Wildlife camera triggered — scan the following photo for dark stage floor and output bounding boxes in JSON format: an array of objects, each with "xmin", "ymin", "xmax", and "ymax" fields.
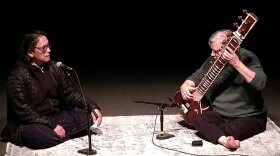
[{"xmin": 0, "ymin": 66, "xmax": 279, "ymax": 155}]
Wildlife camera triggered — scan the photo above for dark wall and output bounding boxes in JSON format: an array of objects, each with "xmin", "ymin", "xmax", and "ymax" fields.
[{"xmin": 1, "ymin": 1, "xmax": 279, "ymax": 79}]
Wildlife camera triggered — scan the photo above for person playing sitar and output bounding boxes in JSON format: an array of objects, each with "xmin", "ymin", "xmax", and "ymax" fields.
[{"xmin": 175, "ymin": 12, "xmax": 268, "ymax": 149}]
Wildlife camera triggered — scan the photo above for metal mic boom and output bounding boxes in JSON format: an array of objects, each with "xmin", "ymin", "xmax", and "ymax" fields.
[{"xmin": 133, "ymin": 100, "xmax": 175, "ymax": 107}]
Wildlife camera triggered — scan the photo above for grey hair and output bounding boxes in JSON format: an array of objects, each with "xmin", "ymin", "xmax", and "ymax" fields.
[{"xmin": 208, "ymin": 29, "xmax": 233, "ymax": 46}]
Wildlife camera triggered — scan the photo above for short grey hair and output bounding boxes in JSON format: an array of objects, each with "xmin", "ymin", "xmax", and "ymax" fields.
[{"xmin": 208, "ymin": 29, "xmax": 233, "ymax": 46}]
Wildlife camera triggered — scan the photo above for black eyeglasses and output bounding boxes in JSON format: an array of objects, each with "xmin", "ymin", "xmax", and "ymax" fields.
[{"xmin": 34, "ymin": 43, "xmax": 51, "ymax": 53}]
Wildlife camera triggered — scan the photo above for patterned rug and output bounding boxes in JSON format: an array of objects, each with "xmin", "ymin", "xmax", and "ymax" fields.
[{"xmin": 5, "ymin": 115, "xmax": 280, "ymax": 156}]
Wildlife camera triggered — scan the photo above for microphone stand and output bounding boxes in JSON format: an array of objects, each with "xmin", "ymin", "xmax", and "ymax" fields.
[
  {"xmin": 133, "ymin": 100, "xmax": 175, "ymax": 140},
  {"xmin": 77, "ymin": 105, "xmax": 97, "ymax": 155},
  {"xmin": 66, "ymin": 69, "xmax": 97, "ymax": 155}
]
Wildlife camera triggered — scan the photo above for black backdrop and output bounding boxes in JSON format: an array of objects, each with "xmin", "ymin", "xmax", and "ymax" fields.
[{"xmin": 1, "ymin": 1, "xmax": 279, "ymax": 79}]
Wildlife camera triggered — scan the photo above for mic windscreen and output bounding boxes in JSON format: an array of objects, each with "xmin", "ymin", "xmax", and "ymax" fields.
[
  {"xmin": 56, "ymin": 62, "xmax": 62, "ymax": 67},
  {"xmin": 56, "ymin": 61, "xmax": 73, "ymax": 71}
]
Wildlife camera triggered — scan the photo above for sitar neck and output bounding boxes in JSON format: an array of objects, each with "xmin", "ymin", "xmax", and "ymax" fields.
[{"xmin": 197, "ymin": 34, "xmax": 242, "ymax": 96}]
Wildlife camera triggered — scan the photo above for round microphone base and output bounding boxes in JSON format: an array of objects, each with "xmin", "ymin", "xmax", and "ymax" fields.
[
  {"xmin": 156, "ymin": 133, "xmax": 175, "ymax": 140},
  {"xmin": 77, "ymin": 148, "xmax": 97, "ymax": 155}
]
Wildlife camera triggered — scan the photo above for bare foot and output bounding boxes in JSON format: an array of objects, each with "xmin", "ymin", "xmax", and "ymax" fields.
[
  {"xmin": 224, "ymin": 136, "xmax": 240, "ymax": 149},
  {"xmin": 218, "ymin": 136, "xmax": 240, "ymax": 150}
]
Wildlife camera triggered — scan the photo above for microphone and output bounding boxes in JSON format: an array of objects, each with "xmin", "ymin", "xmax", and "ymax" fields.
[{"xmin": 56, "ymin": 62, "xmax": 73, "ymax": 71}]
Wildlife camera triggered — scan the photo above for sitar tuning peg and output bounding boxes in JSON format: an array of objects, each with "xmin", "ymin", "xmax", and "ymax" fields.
[
  {"xmin": 238, "ymin": 16, "xmax": 243, "ymax": 21},
  {"xmin": 233, "ymin": 22, "xmax": 239, "ymax": 28},
  {"xmin": 243, "ymin": 9, "xmax": 248, "ymax": 15}
]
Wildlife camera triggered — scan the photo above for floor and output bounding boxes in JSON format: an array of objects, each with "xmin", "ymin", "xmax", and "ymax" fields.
[{"xmin": 0, "ymin": 66, "xmax": 279, "ymax": 156}]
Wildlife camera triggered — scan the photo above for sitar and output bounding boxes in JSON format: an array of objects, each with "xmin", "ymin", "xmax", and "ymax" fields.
[{"xmin": 173, "ymin": 9, "xmax": 259, "ymax": 126}]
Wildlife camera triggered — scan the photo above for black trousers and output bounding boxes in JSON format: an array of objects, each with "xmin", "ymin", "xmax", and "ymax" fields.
[
  {"xmin": 19, "ymin": 108, "xmax": 93, "ymax": 149},
  {"xmin": 192, "ymin": 110, "xmax": 267, "ymax": 144}
]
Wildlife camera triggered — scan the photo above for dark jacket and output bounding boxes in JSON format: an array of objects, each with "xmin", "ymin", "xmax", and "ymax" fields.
[{"xmin": 1, "ymin": 59, "xmax": 100, "ymax": 145}]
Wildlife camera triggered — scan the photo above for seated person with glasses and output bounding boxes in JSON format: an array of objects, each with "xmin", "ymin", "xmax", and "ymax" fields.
[{"xmin": 1, "ymin": 30, "xmax": 102, "ymax": 149}]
